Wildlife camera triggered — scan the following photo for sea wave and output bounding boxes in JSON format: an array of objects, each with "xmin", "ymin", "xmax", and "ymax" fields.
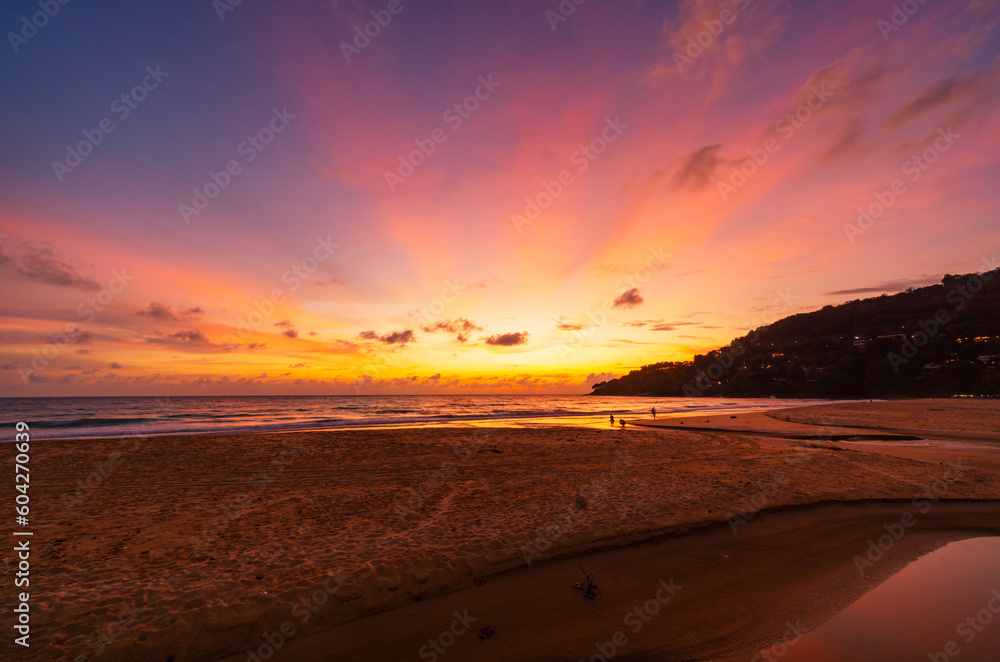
[{"xmin": 2, "ymin": 396, "xmax": 845, "ymax": 441}]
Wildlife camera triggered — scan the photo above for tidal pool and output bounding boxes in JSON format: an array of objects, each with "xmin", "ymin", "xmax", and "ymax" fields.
[{"xmin": 714, "ymin": 536, "xmax": 1000, "ymax": 662}]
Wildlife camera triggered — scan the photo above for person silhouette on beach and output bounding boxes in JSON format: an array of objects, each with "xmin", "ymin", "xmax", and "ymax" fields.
[
  {"xmin": 609, "ymin": 414, "xmax": 615, "ymax": 424},
  {"xmin": 652, "ymin": 407, "xmax": 656, "ymax": 420},
  {"xmin": 619, "ymin": 419, "xmax": 626, "ymax": 428}
]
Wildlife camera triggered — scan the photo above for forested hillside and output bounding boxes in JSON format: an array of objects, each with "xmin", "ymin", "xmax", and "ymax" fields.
[{"xmin": 590, "ymin": 269, "xmax": 1000, "ymax": 398}]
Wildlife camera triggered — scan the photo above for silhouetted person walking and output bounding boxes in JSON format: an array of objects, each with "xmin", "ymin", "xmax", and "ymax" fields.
[{"xmin": 652, "ymin": 407, "xmax": 656, "ymax": 420}]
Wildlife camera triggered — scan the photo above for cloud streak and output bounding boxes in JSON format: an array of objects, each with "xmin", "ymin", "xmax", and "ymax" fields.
[{"xmin": 2, "ymin": 243, "xmax": 100, "ymax": 291}]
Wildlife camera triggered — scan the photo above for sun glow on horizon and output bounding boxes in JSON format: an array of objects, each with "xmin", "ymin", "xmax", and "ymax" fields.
[{"xmin": 2, "ymin": 0, "xmax": 999, "ymax": 395}]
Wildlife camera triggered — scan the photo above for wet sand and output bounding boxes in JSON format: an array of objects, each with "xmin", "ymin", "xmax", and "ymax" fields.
[
  {"xmin": 253, "ymin": 501, "xmax": 1000, "ymax": 662},
  {"xmin": 7, "ymin": 399, "xmax": 1000, "ymax": 661}
]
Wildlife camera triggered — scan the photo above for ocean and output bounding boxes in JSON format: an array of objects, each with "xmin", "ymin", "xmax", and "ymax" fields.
[{"xmin": 0, "ymin": 395, "xmax": 840, "ymax": 440}]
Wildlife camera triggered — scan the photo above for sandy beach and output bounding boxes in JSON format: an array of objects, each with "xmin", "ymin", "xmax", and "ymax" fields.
[{"xmin": 7, "ymin": 399, "xmax": 1000, "ymax": 661}]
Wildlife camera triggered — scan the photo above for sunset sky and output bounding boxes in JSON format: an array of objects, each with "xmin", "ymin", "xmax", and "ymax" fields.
[{"xmin": 1, "ymin": 0, "xmax": 998, "ymax": 395}]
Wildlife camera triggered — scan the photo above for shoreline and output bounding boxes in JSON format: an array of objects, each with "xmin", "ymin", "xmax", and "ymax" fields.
[
  {"xmin": 245, "ymin": 499, "xmax": 1000, "ymax": 662},
  {"xmin": 5, "ymin": 396, "xmax": 854, "ymax": 442},
  {"xmin": 10, "ymin": 399, "xmax": 1000, "ymax": 661}
]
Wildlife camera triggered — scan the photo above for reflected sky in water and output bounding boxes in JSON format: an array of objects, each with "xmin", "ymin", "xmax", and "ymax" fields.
[{"xmin": 716, "ymin": 536, "xmax": 1000, "ymax": 662}]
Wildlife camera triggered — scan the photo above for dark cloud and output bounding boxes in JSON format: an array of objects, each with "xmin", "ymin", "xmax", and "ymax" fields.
[
  {"xmin": 382, "ymin": 329, "xmax": 415, "ymax": 345},
  {"xmin": 886, "ymin": 73, "xmax": 982, "ymax": 129},
  {"xmin": 171, "ymin": 330, "xmax": 208, "ymax": 342},
  {"xmin": 110, "ymin": 362, "xmax": 123, "ymax": 369},
  {"xmin": 671, "ymin": 144, "xmax": 724, "ymax": 190},
  {"xmin": 275, "ymin": 320, "xmax": 298, "ymax": 338},
  {"xmin": 822, "ymin": 119, "xmax": 867, "ymax": 160},
  {"xmin": 2, "ymin": 243, "xmax": 100, "ymax": 291},
  {"xmin": 47, "ymin": 328, "xmax": 93, "ymax": 345},
  {"xmin": 797, "ymin": 55, "xmax": 885, "ymax": 110},
  {"xmin": 556, "ymin": 322, "xmax": 587, "ymax": 331},
  {"xmin": 484, "ymin": 332, "xmax": 529, "ymax": 347},
  {"xmin": 622, "ymin": 319, "xmax": 696, "ymax": 331},
  {"xmin": 138, "ymin": 302, "xmax": 204, "ymax": 321},
  {"xmin": 612, "ymin": 288, "xmax": 644, "ymax": 309},
  {"xmin": 358, "ymin": 329, "xmax": 415, "ymax": 346},
  {"xmin": 422, "ymin": 318, "xmax": 483, "ymax": 334},
  {"xmin": 247, "ymin": 342, "xmax": 266, "ymax": 350},
  {"xmin": 824, "ymin": 274, "xmax": 939, "ymax": 296},
  {"xmin": 791, "ymin": 53, "xmax": 886, "ymax": 160},
  {"xmin": 290, "ymin": 362, "xmax": 306, "ymax": 368}
]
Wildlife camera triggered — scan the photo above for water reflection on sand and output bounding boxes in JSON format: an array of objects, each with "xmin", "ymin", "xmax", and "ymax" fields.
[{"xmin": 715, "ymin": 537, "xmax": 1000, "ymax": 662}]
